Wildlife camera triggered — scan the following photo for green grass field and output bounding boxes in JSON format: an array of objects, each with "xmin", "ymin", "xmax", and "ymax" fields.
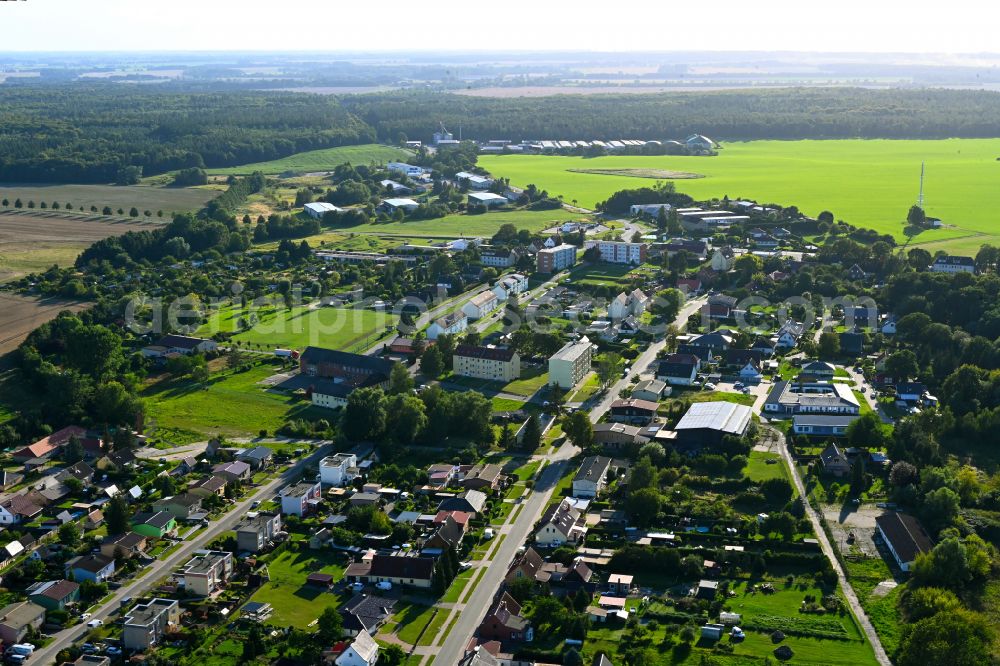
[
  {"xmin": 206, "ymin": 144, "xmax": 413, "ymax": 175},
  {"xmin": 336, "ymin": 208, "xmax": 589, "ymax": 238},
  {"xmin": 143, "ymin": 363, "xmax": 324, "ymax": 443},
  {"xmin": 247, "ymin": 549, "xmax": 346, "ymax": 626},
  {"xmin": 480, "ymin": 139, "xmax": 1000, "ymax": 248},
  {"xmin": 195, "ymin": 303, "xmax": 397, "ymax": 352},
  {"xmin": 744, "ymin": 450, "xmax": 790, "ymax": 483}
]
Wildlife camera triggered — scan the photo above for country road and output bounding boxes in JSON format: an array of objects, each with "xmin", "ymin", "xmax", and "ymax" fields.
[
  {"xmin": 771, "ymin": 427, "xmax": 892, "ymax": 666},
  {"xmin": 31, "ymin": 440, "xmax": 340, "ymax": 664}
]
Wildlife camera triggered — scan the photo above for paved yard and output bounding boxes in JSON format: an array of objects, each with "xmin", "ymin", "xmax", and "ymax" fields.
[{"xmin": 823, "ymin": 504, "xmax": 883, "ymax": 558}]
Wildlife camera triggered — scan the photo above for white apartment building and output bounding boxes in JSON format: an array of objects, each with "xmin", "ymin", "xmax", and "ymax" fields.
[{"xmin": 548, "ymin": 336, "xmax": 593, "ymax": 389}]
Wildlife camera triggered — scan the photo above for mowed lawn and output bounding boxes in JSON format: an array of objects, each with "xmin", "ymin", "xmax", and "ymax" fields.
[
  {"xmin": 744, "ymin": 450, "xmax": 791, "ymax": 483},
  {"xmin": 247, "ymin": 549, "xmax": 347, "ymax": 626},
  {"xmin": 338, "ymin": 208, "xmax": 590, "ymax": 237},
  {"xmin": 196, "ymin": 303, "xmax": 397, "ymax": 352},
  {"xmin": 480, "ymin": 138, "xmax": 1000, "ymax": 245},
  {"xmin": 206, "ymin": 144, "xmax": 412, "ymax": 175},
  {"xmin": 143, "ymin": 363, "xmax": 323, "ymax": 443}
]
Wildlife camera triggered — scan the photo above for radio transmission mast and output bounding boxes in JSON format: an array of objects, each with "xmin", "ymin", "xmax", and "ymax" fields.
[{"xmin": 916, "ymin": 161, "xmax": 925, "ymax": 209}]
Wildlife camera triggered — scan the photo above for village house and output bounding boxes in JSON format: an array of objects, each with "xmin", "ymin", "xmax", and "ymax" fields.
[
  {"xmin": 365, "ymin": 553, "xmax": 435, "ymax": 588},
  {"xmin": 631, "ymin": 379, "xmax": 666, "ymax": 402},
  {"xmin": 671, "ymin": 401, "xmax": 753, "ymax": 449},
  {"xmin": 122, "ymin": 598, "xmax": 181, "ymax": 652},
  {"xmin": 153, "ymin": 492, "xmax": 204, "ymax": 519},
  {"xmin": 592, "ymin": 422, "xmax": 649, "ymax": 451},
  {"xmin": 478, "ymin": 592, "xmax": 533, "ymax": 643},
  {"xmin": 0, "ymin": 495, "xmax": 42, "ymax": 525},
  {"xmin": 235, "ymin": 446, "xmax": 274, "ymax": 470},
  {"xmin": 775, "ymin": 320, "xmax": 805, "ymax": 349},
  {"xmin": 656, "ymin": 353, "xmax": 699, "ymax": 385},
  {"xmin": 0, "ymin": 601, "xmax": 46, "ymax": 645},
  {"xmin": 65, "ymin": 554, "xmax": 115, "ymax": 583},
  {"xmin": 930, "ymin": 255, "xmax": 976, "ymax": 274},
  {"xmin": 427, "ymin": 311, "xmax": 469, "ymax": 341},
  {"xmin": 340, "ymin": 594, "xmax": 397, "ymax": 638},
  {"xmin": 535, "ymin": 500, "xmax": 587, "ymax": 547},
  {"xmin": 335, "ymin": 630, "xmax": 380, "ymax": 666},
  {"xmin": 320, "ymin": 453, "xmax": 358, "ymax": 487},
  {"xmin": 819, "ymin": 443, "xmax": 852, "ymax": 477},
  {"xmin": 141, "ymin": 334, "xmax": 218, "ymax": 358},
  {"xmin": 461, "ymin": 463, "xmax": 505, "ymax": 492},
  {"xmin": 236, "ymin": 512, "xmax": 282, "ymax": 553},
  {"xmin": 26, "ymin": 579, "xmax": 80, "ymax": 611},
  {"xmin": 188, "ymin": 475, "xmax": 228, "ymax": 498},
  {"xmin": 609, "ymin": 398, "xmax": 658, "ymax": 425},
  {"xmin": 131, "ymin": 511, "xmax": 178, "ymax": 539},
  {"xmin": 280, "ymin": 480, "xmax": 323, "ymax": 517},
  {"xmin": 572, "ymin": 456, "xmax": 613, "ymax": 498},
  {"xmin": 212, "ymin": 460, "xmax": 252, "ymax": 482},
  {"xmin": 462, "ymin": 290, "xmax": 500, "ymax": 320},
  {"xmin": 182, "ymin": 550, "xmax": 233, "ymax": 596},
  {"xmin": 100, "ymin": 532, "xmax": 149, "ymax": 560},
  {"xmin": 11, "ymin": 425, "xmax": 88, "ymax": 463},
  {"xmin": 438, "ymin": 489, "xmax": 487, "ymax": 516},
  {"xmin": 875, "ymin": 512, "xmax": 933, "ymax": 572}
]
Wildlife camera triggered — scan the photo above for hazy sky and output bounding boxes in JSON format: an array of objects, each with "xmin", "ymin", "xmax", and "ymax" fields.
[{"xmin": 2, "ymin": 0, "xmax": 999, "ymax": 54}]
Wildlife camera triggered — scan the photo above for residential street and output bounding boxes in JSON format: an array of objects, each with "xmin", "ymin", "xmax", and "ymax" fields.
[
  {"xmin": 31, "ymin": 441, "xmax": 339, "ymax": 664},
  {"xmin": 771, "ymin": 427, "xmax": 891, "ymax": 666},
  {"xmin": 433, "ymin": 294, "xmax": 706, "ymax": 665}
]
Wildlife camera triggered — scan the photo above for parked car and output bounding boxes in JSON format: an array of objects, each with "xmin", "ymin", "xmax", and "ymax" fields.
[
  {"xmin": 87, "ymin": 619, "xmax": 103, "ymax": 628},
  {"xmin": 375, "ymin": 581, "xmax": 393, "ymax": 591}
]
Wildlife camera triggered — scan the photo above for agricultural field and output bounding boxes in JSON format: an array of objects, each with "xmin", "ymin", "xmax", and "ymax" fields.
[
  {"xmin": 337, "ymin": 208, "xmax": 590, "ymax": 238},
  {"xmin": 0, "ymin": 293, "xmax": 88, "ymax": 354},
  {"xmin": 0, "ymin": 182, "xmax": 215, "ymax": 215},
  {"xmin": 195, "ymin": 303, "xmax": 397, "ymax": 352},
  {"xmin": 0, "ymin": 211, "xmax": 162, "ymax": 281},
  {"xmin": 143, "ymin": 362, "xmax": 324, "ymax": 444},
  {"xmin": 480, "ymin": 138, "xmax": 1000, "ymax": 249},
  {"xmin": 205, "ymin": 144, "xmax": 412, "ymax": 176}
]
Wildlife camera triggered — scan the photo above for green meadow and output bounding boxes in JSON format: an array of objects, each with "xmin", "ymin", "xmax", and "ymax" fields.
[
  {"xmin": 480, "ymin": 139, "xmax": 1000, "ymax": 249},
  {"xmin": 195, "ymin": 303, "xmax": 397, "ymax": 352},
  {"xmin": 206, "ymin": 144, "xmax": 412, "ymax": 175},
  {"xmin": 339, "ymin": 208, "xmax": 590, "ymax": 237}
]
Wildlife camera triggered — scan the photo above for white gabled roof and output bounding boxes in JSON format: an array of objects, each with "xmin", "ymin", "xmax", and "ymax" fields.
[{"xmin": 350, "ymin": 630, "xmax": 379, "ymax": 662}]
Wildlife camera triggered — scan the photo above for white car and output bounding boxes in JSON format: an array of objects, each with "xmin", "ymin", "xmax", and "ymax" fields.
[
  {"xmin": 87, "ymin": 619, "xmax": 103, "ymax": 628},
  {"xmin": 80, "ymin": 613, "xmax": 92, "ymax": 621}
]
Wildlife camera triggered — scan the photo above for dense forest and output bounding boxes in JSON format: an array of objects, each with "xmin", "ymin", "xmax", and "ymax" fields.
[
  {"xmin": 344, "ymin": 88, "xmax": 1000, "ymax": 142},
  {"xmin": 0, "ymin": 86, "xmax": 373, "ymax": 183},
  {"xmin": 7, "ymin": 84, "xmax": 1000, "ymax": 183}
]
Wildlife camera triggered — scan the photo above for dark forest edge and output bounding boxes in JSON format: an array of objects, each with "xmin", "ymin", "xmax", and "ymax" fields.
[{"xmin": 6, "ymin": 85, "xmax": 1000, "ymax": 183}]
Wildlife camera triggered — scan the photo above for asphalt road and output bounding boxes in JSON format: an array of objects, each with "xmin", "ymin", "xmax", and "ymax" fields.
[
  {"xmin": 433, "ymin": 295, "xmax": 706, "ymax": 665},
  {"xmin": 431, "ymin": 445, "xmax": 577, "ymax": 666},
  {"xmin": 31, "ymin": 441, "xmax": 336, "ymax": 664},
  {"xmin": 770, "ymin": 427, "xmax": 891, "ymax": 666}
]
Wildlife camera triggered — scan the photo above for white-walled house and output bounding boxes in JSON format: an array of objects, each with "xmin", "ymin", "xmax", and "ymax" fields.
[
  {"xmin": 335, "ymin": 630, "xmax": 380, "ymax": 666},
  {"xmin": 320, "ymin": 453, "xmax": 358, "ymax": 486},
  {"xmin": 462, "ymin": 291, "xmax": 499, "ymax": 320},
  {"xmin": 427, "ymin": 312, "xmax": 468, "ymax": 340}
]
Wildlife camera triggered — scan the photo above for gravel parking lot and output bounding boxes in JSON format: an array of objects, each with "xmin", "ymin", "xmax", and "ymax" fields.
[{"xmin": 823, "ymin": 504, "xmax": 882, "ymax": 558}]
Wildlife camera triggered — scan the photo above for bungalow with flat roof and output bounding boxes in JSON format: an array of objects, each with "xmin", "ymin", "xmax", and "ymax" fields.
[
  {"xmin": 280, "ymin": 480, "xmax": 322, "ymax": 517},
  {"xmin": 182, "ymin": 550, "xmax": 233, "ymax": 596},
  {"xmin": 122, "ymin": 598, "xmax": 181, "ymax": 651},
  {"xmin": 236, "ymin": 512, "xmax": 282, "ymax": 554}
]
